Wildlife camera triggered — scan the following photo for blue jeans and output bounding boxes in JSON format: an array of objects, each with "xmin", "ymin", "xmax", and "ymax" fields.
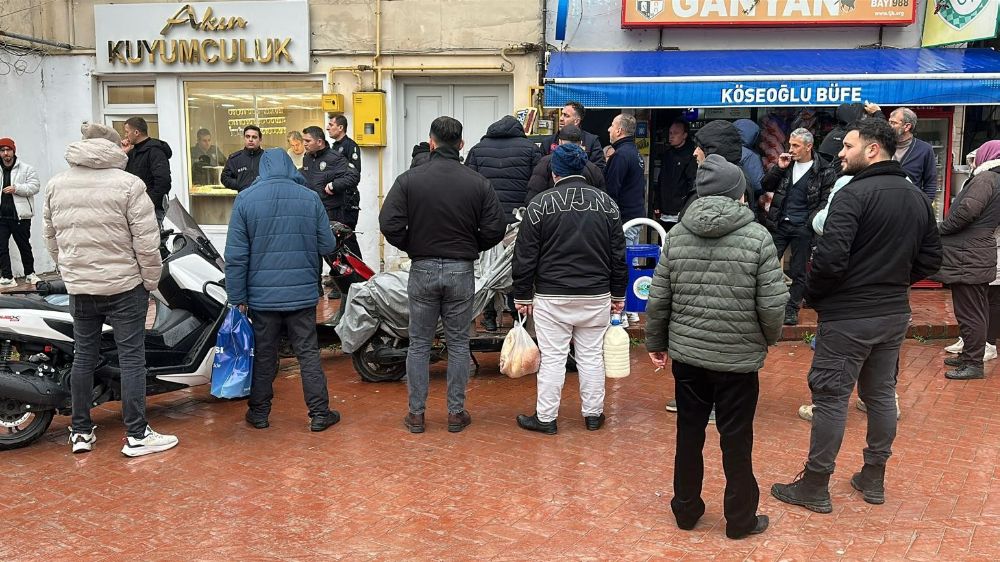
[
  {"xmin": 70, "ymin": 284, "xmax": 149, "ymax": 438},
  {"xmin": 406, "ymin": 258, "xmax": 475, "ymax": 415}
]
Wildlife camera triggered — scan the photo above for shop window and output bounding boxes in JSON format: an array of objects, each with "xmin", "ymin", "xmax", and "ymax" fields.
[
  {"xmin": 108, "ymin": 116, "xmax": 160, "ymax": 140},
  {"xmin": 106, "ymin": 84, "xmax": 156, "ymax": 105},
  {"xmin": 184, "ymin": 80, "xmax": 324, "ymax": 226}
]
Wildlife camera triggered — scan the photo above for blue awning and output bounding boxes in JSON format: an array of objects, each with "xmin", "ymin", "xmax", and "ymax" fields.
[{"xmin": 544, "ymin": 49, "xmax": 1000, "ymax": 108}]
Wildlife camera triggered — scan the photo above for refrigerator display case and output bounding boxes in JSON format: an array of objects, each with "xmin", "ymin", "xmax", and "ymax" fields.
[{"xmin": 908, "ymin": 107, "xmax": 954, "ymax": 289}]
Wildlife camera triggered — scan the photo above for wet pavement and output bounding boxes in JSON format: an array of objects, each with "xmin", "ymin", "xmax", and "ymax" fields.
[{"xmin": 4, "ymin": 316, "xmax": 999, "ymax": 560}]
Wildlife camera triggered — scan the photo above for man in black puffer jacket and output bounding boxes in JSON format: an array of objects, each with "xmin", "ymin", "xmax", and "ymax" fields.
[
  {"xmin": 122, "ymin": 116, "xmax": 172, "ymax": 222},
  {"xmin": 465, "ymin": 115, "xmax": 542, "ymax": 223},
  {"xmin": 466, "ymin": 115, "xmax": 541, "ymax": 331}
]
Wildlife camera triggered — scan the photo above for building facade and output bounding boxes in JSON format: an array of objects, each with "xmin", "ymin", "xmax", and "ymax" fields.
[{"xmin": 2, "ymin": 0, "xmax": 543, "ymax": 273}]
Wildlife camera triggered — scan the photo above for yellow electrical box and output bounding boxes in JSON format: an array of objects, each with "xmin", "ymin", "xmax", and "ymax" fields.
[
  {"xmin": 321, "ymin": 93, "xmax": 345, "ymax": 113},
  {"xmin": 353, "ymin": 92, "xmax": 387, "ymax": 147}
]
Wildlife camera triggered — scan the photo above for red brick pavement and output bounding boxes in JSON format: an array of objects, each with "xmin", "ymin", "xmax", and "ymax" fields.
[{"xmin": 4, "ymin": 332, "xmax": 1000, "ymax": 560}]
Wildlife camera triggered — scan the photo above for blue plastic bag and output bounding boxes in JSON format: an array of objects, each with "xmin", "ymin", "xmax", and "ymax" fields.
[{"xmin": 210, "ymin": 305, "xmax": 254, "ymax": 398}]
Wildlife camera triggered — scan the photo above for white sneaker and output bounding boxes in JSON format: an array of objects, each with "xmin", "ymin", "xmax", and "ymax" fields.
[
  {"xmin": 985, "ymin": 343, "xmax": 997, "ymax": 362},
  {"xmin": 945, "ymin": 337, "xmax": 964, "ymax": 354},
  {"xmin": 68, "ymin": 427, "xmax": 97, "ymax": 454},
  {"xmin": 121, "ymin": 426, "xmax": 178, "ymax": 457},
  {"xmin": 24, "ymin": 273, "xmax": 40, "ymax": 285},
  {"xmin": 798, "ymin": 404, "xmax": 814, "ymax": 422},
  {"xmin": 0, "ymin": 277, "xmax": 14, "ymax": 286},
  {"xmin": 627, "ymin": 312, "xmax": 640, "ymax": 325}
]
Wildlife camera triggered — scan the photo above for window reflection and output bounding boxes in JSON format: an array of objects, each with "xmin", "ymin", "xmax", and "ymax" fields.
[{"xmin": 184, "ymin": 80, "xmax": 325, "ymax": 225}]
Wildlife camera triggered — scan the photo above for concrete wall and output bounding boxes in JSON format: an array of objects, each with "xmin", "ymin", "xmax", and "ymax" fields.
[
  {"xmin": 0, "ymin": 54, "xmax": 95, "ymax": 275},
  {"xmin": 544, "ymin": 0, "xmax": 925, "ymax": 50}
]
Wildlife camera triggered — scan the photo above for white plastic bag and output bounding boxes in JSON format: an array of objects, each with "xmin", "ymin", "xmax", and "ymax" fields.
[{"xmin": 499, "ymin": 317, "xmax": 540, "ymax": 378}]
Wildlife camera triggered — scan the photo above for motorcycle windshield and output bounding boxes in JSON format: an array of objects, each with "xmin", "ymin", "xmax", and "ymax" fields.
[{"xmin": 163, "ymin": 197, "xmax": 226, "ymax": 270}]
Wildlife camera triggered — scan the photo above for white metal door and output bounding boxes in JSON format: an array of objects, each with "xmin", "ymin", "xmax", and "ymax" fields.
[{"xmin": 402, "ymin": 83, "xmax": 510, "ymax": 166}]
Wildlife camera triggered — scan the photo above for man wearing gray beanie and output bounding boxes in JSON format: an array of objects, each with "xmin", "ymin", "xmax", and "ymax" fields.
[{"xmin": 645, "ymin": 153, "xmax": 788, "ymax": 539}]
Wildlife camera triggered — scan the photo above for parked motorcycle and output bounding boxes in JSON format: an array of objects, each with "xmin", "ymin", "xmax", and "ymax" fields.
[
  {"xmin": 0, "ymin": 200, "xmax": 228, "ymax": 451},
  {"xmin": 336, "ymin": 226, "xmax": 518, "ymax": 382}
]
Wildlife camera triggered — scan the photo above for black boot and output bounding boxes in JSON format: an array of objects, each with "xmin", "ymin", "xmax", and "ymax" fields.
[
  {"xmin": 516, "ymin": 413, "xmax": 557, "ymax": 435},
  {"xmin": 771, "ymin": 467, "xmax": 832, "ymax": 513},
  {"xmin": 481, "ymin": 312, "xmax": 498, "ymax": 332},
  {"xmin": 850, "ymin": 463, "xmax": 885, "ymax": 505},
  {"xmin": 783, "ymin": 308, "xmax": 799, "ymax": 326}
]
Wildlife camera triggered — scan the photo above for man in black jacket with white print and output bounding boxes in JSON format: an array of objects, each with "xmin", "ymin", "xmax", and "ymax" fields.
[{"xmin": 512, "ymin": 143, "xmax": 627, "ymax": 436}]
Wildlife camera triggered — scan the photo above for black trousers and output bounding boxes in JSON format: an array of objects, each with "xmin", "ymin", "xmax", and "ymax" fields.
[
  {"xmin": 772, "ymin": 220, "xmax": 812, "ymax": 312},
  {"xmin": 247, "ymin": 307, "xmax": 330, "ymax": 417},
  {"xmin": 987, "ymin": 285, "xmax": 1000, "ymax": 343},
  {"xmin": 671, "ymin": 361, "xmax": 760, "ymax": 537},
  {"xmin": 952, "ymin": 283, "xmax": 989, "ymax": 368},
  {"xmin": 0, "ymin": 217, "xmax": 34, "ymax": 278}
]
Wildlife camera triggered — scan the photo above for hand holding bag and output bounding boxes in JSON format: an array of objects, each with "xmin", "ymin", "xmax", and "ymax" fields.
[
  {"xmin": 210, "ymin": 305, "xmax": 255, "ymax": 398},
  {"xmin": 499, "ymin": 314, "xmax": 540, "ymax": 378}
]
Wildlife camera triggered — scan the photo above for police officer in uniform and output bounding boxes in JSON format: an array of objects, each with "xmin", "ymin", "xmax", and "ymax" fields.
[
  {"xmin": 221, "ymin": 125, "xmax": 264, "ymax": 192},
  {"xmin": 326, "ymin": 115, "xmax": 362, "ymax": 258}
]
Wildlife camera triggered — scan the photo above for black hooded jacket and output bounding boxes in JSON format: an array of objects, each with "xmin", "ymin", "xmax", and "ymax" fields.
[
  {"xmin": 410, "ymin": 142, "xmax": 431, "ymax": 168},
  {"xmin": 694, "ymin": 121, "xmax": 742, "ymax": 165},
  {"xmin": 221, "ymin": 147, "xmax": 263, "ymax": 192},
  {"xmin": 465, "ymin": 116, "xmax": 543, "ymax": 223},
  {"xmin": 125, "ymin": 137, "xmax": 172, "ymax": 212},
  {"xmin": 524, "ymin": 153, "xmax": 605, "ymax": 203}
]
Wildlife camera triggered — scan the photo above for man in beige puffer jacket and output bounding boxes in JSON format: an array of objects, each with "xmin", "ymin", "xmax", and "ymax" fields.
[{"xmin": 42, "ymin": 122, "xmax": 177, "ymax": 457}]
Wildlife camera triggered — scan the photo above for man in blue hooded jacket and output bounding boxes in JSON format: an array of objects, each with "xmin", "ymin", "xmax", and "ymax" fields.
[{"xmin": 225, "ymin": 148, "xmax": 340, "ymax": 432}]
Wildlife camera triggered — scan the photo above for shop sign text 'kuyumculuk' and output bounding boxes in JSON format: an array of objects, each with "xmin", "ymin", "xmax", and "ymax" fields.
[
  {"xmin": 95, "ymin": 1, "xmax": 310, "ymax": 73},
  {"xmin": 623, "ymin": 0, "xmax": 917, "ymax": 27}
]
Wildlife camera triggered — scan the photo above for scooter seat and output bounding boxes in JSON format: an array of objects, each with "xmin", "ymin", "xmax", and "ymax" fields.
[{"xmin": 0, "ymin": 294, "xmax": 70, "ymax": 313}]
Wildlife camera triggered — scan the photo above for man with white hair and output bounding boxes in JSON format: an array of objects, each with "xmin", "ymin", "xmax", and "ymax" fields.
[
  {"xmin": 761, "ymin": 127, "xmax": 837, "ymax": 326},
  {"xmin": 888, "ymin": 107, "xmax": 937, "ymax": 201}
]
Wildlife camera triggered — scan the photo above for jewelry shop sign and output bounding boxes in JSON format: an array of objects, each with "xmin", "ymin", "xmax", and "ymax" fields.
[
  {"xmin": 623, "ymin": 0, "xmax": 917, "ymax": 27},
  {"xmin": 95, "ymin": 1, "xmax": 310, "ymax": 73}
]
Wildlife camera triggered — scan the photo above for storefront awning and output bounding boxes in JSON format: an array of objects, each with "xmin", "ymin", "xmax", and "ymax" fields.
[{"xmin": 544, "ymin": 48, "xmax": 1000, "ymax": 108}]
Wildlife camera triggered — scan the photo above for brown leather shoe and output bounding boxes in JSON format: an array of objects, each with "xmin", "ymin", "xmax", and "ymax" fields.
[
  {"xmin": 404, "ymin": 412, "xmax": 425, "ymax": 433},
  {"xmin": 447, "ymin": 410, "xmax": 472, "ymax": 433}
]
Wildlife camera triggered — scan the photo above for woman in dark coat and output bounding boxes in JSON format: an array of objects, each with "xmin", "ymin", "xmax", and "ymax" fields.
[{"xmin": 933, "ymin": 140, "xmax": 1000, "ymax": 380}]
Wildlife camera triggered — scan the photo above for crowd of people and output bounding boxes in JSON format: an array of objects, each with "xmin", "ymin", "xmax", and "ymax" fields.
[{"xmin": 6, "ymin": 97, "xmax": 1000, "ymax": 542}]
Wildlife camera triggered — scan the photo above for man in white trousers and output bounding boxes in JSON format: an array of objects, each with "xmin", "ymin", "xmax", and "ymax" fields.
[{"xmin": 512, "ymin": 144, "xmax": 628, "ymax": 434}]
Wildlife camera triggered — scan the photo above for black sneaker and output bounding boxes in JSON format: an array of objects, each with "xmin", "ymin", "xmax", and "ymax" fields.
[
  {"xmin": 584, "ymin": 413, "xmax": 605, "ymax": 431},
  {"xmin": 943, "ymin": 356, "xmax": 963, "ymax": 367},
  {"xmin": 310, "ymin": 410, "xmax": 341, "ymax": 432},
  {"xmin": 945, "ymin": 364, "xmax": 985, "ymax": 380},
  {"xmin": 245, "ymin": 410, "xmax": 269, "ymax": 429},
  {"xmin": 726, "ymin": 515, "xmax": 769, "ymax": 540},
  {"xmin": 783, "ymin": 310, "xmax": 799, "ymax": 326},
  {"xmin": 516, "ymin": 413, "xmax": 557, "ymax": 435}
]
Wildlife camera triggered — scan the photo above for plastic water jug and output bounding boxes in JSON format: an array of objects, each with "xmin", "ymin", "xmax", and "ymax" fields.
[{"xmin": 604, "ymin": 315, "xmax": 631, "ymax": 378}]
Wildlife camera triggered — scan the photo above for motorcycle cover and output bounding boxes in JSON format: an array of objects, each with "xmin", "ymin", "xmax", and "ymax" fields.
[
  {"xmin": 210, "ymin": 306, "xmax": 254, "ymax": 398},
  {"xmin": 336, "ymin": 226, "xmax": 517, "ymax": 354}
]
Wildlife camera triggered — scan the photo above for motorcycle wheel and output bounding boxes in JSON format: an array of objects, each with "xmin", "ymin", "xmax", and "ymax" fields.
[
  {"xmin": 0, "ymin": 399, "xmax": 55, "ymax": 451},
  {"xmin": 351, "ymin": 335, "xmax": 407, "ymax": 383}
]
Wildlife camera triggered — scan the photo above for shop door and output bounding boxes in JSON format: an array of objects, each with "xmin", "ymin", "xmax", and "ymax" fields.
[{"xmin": 402, "ymin": 83, "xmax": 510, "ymax": 165}]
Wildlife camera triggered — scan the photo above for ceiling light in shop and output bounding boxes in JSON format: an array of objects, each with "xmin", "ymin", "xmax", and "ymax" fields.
[{"xmin": 220, "ymin": 104, "xmax": 235, "ymax": 108}]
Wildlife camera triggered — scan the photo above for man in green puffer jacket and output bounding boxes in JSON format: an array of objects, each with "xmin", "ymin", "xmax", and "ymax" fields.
[{"xmin": 645, "ymin": 154, "xmax": 788, "ymax": 540}]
